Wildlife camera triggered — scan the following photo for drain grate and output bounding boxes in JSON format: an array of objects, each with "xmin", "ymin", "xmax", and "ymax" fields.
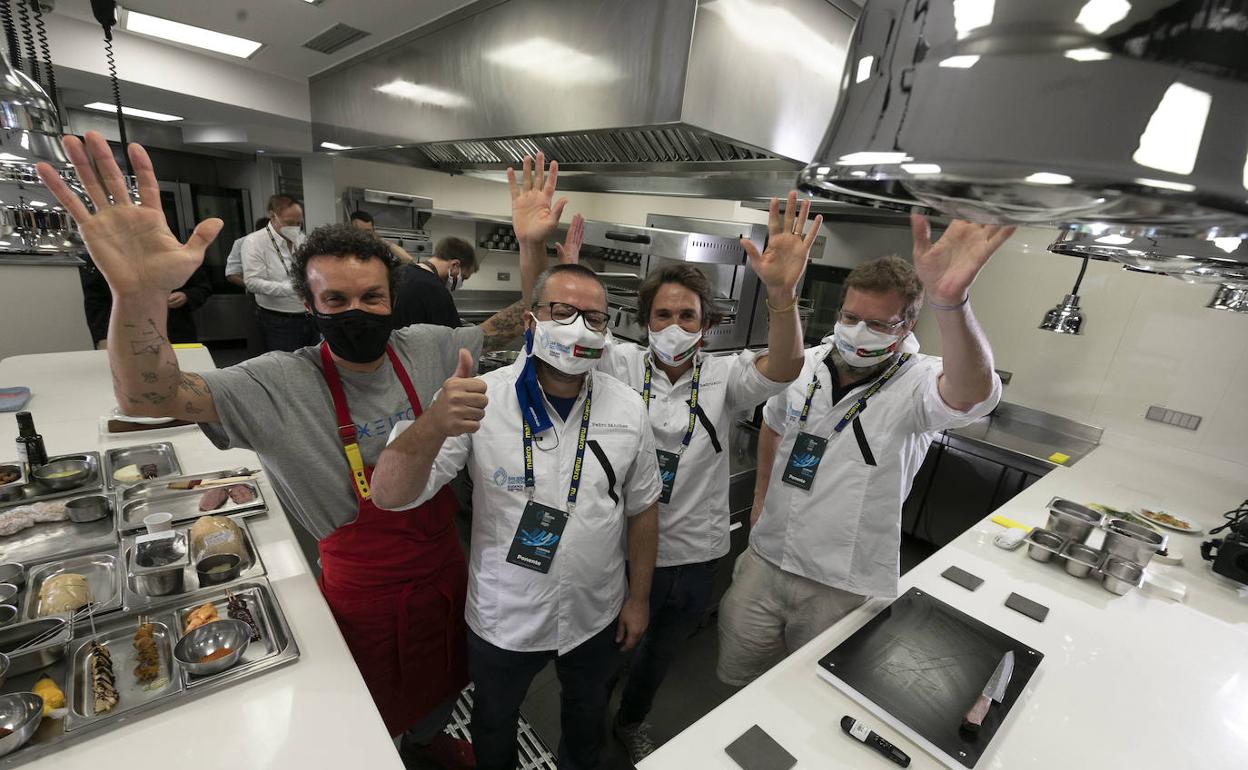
[{"xmin": 444, "ymin": 685, "xmax": 557, "ymax": 770}]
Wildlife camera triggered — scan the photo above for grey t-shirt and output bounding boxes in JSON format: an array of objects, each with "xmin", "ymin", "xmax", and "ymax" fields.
[{"xmin": 198, "ymin": 324, "xmax": 484, "ymax": 540}]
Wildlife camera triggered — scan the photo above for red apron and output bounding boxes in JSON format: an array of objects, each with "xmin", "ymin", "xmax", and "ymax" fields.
[{"xmin": 315, "ymin": 342, "xmax": 468, "ymax": 737}]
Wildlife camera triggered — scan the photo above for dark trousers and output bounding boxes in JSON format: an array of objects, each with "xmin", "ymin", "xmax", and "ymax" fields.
[
  {"xmin": 256, "ymin": 307, "xmax": 319, "ymax": 352},
  {"xmin": 618, "ymin": 560, "xmax": 717, "ymax": 725},
  {"xmin": 468, "ymin": 622, "xmax": 619, "ymax": 770}
]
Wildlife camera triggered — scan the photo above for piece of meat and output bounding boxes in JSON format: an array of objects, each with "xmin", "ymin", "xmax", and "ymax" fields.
[
  {"xmin": 198, "ymin": 487, "xmax": 229, "ymax": 512},
  {"xmin": 227, "ymin": 485, "xmax": 256, "ymax": 505},
  {"xmin": 140, "ymin": 463, "xmax": 159, "ymax": 479},
  {"xmin": 184, "ymin": 602, "xmax": 219, "ymax": 634}
]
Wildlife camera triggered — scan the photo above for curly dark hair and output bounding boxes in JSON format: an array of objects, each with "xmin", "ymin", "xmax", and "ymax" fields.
[{"xmin": 291, "ymin": 224, "xmax": 402, "ymax": 305}]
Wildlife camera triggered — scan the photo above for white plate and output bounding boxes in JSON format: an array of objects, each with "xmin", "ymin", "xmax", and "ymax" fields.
[
  {"xmin": 109, "ymin": 407, "xmax": 176, "ymax": 425},
  {"xmin": 1137, "ymin": 508, "xmax": 1202, "ymax": 534}
]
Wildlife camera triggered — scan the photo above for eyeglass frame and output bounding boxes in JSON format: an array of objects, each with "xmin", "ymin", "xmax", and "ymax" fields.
[
  {"xmin": 837, "ymin": 309, "xmax": 910, "ymax": 334},
  {"xmin": 532, "ymin": 301, "xmax": 611, "ymax": 332}
]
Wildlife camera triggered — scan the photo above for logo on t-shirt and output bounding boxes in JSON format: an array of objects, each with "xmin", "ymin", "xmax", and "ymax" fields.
[{"xmin": 493, "ymin": 467, "xmax": 525, "ymax": 492}]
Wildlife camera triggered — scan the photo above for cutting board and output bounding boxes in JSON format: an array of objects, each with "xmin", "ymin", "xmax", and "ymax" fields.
[{"xmin": 817, "ymin": 587, "xmax": 1042, "ymax": 769}]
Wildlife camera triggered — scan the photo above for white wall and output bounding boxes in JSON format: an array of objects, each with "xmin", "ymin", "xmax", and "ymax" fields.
[
  {"xmin": 915, "ymin": 227, "xmax": 1248, "ymax": 467},
  {"xmin": 0, "ymin": 264, "xmax": 93, "ymax": 361}
]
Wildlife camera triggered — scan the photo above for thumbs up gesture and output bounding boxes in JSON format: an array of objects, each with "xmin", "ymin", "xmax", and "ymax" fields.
[{"xmin": 429, "ymin": 349, "xmax": 489, "ymax": 438}]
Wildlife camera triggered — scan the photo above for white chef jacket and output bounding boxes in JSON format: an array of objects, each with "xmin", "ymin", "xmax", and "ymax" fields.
[
  {"xmin": 598, "ymin": 339, "xmax": 787, "ymax": 567},
  {"xmin": 385, "ymin": 357, "xmax": 662, "ymax": 654},
  {"xmin": 240, "ymin": 224, "xmax": 306, "ymax": 313},
  {"xmin": 752, "ymin": 343, "xmax": 1001, "ymax": 598}
]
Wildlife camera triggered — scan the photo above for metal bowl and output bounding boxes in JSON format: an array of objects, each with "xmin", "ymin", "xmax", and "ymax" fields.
[
  {"xmin": 0, "ymin": 565, "xmax": 22, "ymax": 591},
  {"xmin": 0, "ymin": 692, "xmax": 43, "ymax": 758},
  {"xmin": 1104, "ymin": 519, "xmax": 1168, "ymax": 567},
  {"xmin": 174, "ymin": 619, "xmax": 251, "ymax": 676},
  {"xmin": 31, "ymin": 459, "xmax": 91, "ymax": 491},
  {"xmin": 0, "ymin": 606, "xmax": 15, "ymax": 628},
  {"xmin": 1101, "ymin": 556, "xmax": 1145, "ymax": 596},
  {"xmin": 65, "ymin": 495, "xmax": 110, "ymax": 523},
  {"xmin": 0, "ymin": 464, "xmax": 20, "ymax": 486},
  {"xmin": 0, "ymin": 485, "xmax": 25, "ymax": 504},
  {"xmin": 195, "ymin": 554, "xmax": 242, "ymax": 587},
  {"xmin": 1025, "ymin": 528, "xmax": 1066, "ymax": 563},
  {"xmin": 1045, "ymin": 498, "xmax": 1104, "ymax": 544},
  {"xmin": 1061, "ymin": 542, "xmax": 1105, "ymax": 579},
  {"xmin": 0, "ymin": 584, "xmax": 16, "ymax": 605}
]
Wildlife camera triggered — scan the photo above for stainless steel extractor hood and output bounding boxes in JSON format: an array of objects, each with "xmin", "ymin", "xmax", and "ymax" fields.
[
  {"xmin": 1049, "ymin": 227, "xmax": 1248, "ymax": 286},
  {"xmin": 310, "ymin": 0, "xmax": 857, "ymax": 187},
  {"xmin": 797, "ymin": 0, "xmax": 1248, "ymax": 241}
]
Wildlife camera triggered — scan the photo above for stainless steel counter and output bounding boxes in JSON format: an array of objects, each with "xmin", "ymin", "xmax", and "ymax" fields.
[{"xmin": 944, "ymin": 401, "xmax": 1102, "ymax": 472}]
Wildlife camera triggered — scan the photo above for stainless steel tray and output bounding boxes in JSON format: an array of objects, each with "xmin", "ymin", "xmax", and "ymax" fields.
[
  {"xmin": 0, "ymin": 616, "xmax": 71, "ymax": 677},
  {"xmin": 0, "ymin": 453, "xmax": 103, "ymax": 510},
  {"xmin": 0, "ymin": 578, "xmax": 298, "ymax": 768},
  {"xmin": 0, "ymin": 492, "xmax": 118, "ymax": 567},
  {"xmin": 102, "ymin": 443, "xmax": 182, "ymax": 489},
  {"xmin": 115, "ymin": 472, "xmax": 265, "ymax": 534},
  {"xmin": 65, "ymin": 616, "xmax": 183, "ymax": 730},
  {"xmin": 121, "ymin": 516, "xmax": 266, "ymax": 612},
  {"xmin": 23, "ymin": 551, "xmax": 123, "ymax": 621},
  {"xmin": 171, "ymin": 581, "xmax": 295, "ymax": 689}
]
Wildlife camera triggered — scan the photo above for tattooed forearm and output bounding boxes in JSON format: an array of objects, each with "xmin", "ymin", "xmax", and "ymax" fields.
[
  {"xmin": 480, "ymin": 300, "xmax": 528, "ymax": 353},
  {"xmin": 108, "ymin": 301, "xmax": 219, "ymax": 423},
  {"xmin": 141, "ymin": 371, "xmax": 158, "ymax": 383},
  {"xmin": 178, "ymin": 373, "xmax": 210, "ymax": 397}
]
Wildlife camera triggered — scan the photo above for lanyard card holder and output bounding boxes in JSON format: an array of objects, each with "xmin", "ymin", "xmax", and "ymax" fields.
[
  {"xmin": 506, "ymin": 500, "xmax": 570, "ymax": 574},
  {"xmin": 656, "ymin": 449, "xmax": 680, "ymax": 504},
  {"xmin": 781, "ymin": 432, "xmax": 829, "ymax": 491}
]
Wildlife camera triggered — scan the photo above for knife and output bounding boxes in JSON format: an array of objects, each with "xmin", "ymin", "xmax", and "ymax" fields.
[{"xmin": 962, "ymin": 651, "xmax": 1014, "ymax": 734}]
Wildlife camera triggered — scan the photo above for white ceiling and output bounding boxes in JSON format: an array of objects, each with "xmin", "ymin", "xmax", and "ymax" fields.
[{"xmin": 51, "ymin": 0, "xmax": 478, "ymax": 80}]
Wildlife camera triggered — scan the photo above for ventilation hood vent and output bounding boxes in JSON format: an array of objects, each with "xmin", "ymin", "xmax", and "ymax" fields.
[
  {"xmin": 310, "ymin": 0, "xmax": 857, "ymax": 182},
  {"xmin": 303, "ymin": 24, "xmax": 371, "ymax": 55},
  {"xmin": 798, "ymin": 0, "xmax": 1248, "ymax": 242}
]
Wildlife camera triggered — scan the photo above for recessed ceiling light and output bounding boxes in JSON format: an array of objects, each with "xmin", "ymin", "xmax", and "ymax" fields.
[
  {"xmin": 1064, "ymin": 47, "xmax": 1112, "ymax": 62},
  {"xmin": 1025, "ymin": 172, "xmax": 1074, "ymax": 185},
  {"xmin": 939, "ymin": 55, "xmax": 981, "ymax": 68},
  {"xmin": 1134, "ymin": 177, "xmax": 1197, "ymax": 193},
  {"xmin": 122, "ymin": 10, "xmax": 263, "ymax": 59},
  {"xmin": 836, "ymin": 151, "xmax": 913, "ymax": 166},
  {"xmin": 320, "ymin": 141, "xmax": 352, "ymax": 151},
  {"xmin": 1095, "ymin": 233, "xmax": 1133, "ymax": 245},
  {"xmin": 83, "ymin": 102, "xmax": 183, "ymax": 122},
  {"xmin": 901, "ymin": 163, "xmax": 942, "ymax": 174}
]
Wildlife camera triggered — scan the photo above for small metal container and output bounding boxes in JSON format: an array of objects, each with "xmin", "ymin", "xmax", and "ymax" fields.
[
  {"xmin": 175, "ymin": 619, "xmax": 252, "ymax": 676},
  {"xmin": 1045, "ymin": 497, "xmax": 1105, "ymax": 544},
  {"xmin": 1101, "ymin": 556, "xmax": 1145, "ymax": 596},
  {"xmin": 1025, "ymin": 527, "xmax": 1066, "ymax": 563},
  {"xmin": 0, "ymin": 484, "xmax": 25, "ymax": 504},
  {"xmin": 32, "ymin": 459, "xmax": 91, "ymax": 491},
  {"xmin": 196, "ymin": 554, "xmax": 242, "ymax": 587},
  {"xmin": 0, "ymin": 584, "xmax": 16, "ymax": 605},
  {"xmin": 0, "ymin": 651, "xmax": 7, "ymax": 688},
  {"xmin": 0, "ymin": 606, "xmax": 15, "ymax": 627},
  {"xmin": 0, "ymin": 692, "xmax": 44, "ymax": 758},
  {"xmin": 0, "ymin": 565, "xmax": 21, "ymax": 590},
  {"xmin": 0, "ymin": 617, "xmax": 69, "ymax": 676},
  {"xmin": 1061, "ymin": 541, "xmax": 1106, "ymax": 579},
  {"xmin": 131, "ymin": 532, "xmax": 189, "ymax": 597},
  {"xmin": 0, "ymin": 463, "xmax": 20, "ymax": 486},
  {"xmin": 65, "ymin": 495, "xmax": 110, "ymax": 523},
  {"xmin": 1104, "ymin": 519, "xmax": 1168, "ymax": 567}
]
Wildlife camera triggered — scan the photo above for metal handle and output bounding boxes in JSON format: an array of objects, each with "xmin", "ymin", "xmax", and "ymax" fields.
[{"xmin": 605, "ymin": 231, "xmax": 650, "ymax": 244}]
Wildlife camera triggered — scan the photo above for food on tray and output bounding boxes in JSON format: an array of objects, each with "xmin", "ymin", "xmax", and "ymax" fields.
[
  {"xmin": 0, "ymin": 500, "xmax": 69, "ymax": 537},
  {"xmin": 33, "ymin": 675, "xmax": 65, "ymax": 716},
  {"xmin": 42, "ymin": 469, "xmax": 79, "ymax": 480},
  {"xmin": 38, "ymin": 573, "xmax": 89, "ymax": 616},
  {"xmin": 1087, "ymin": 503, "xmax": 1160, "ymax": 533},
  {"xmin": 113, "ymin": 464, "xmax": 142, "ymax": 484},
  {"xmin": 190, "ymin": 515, "xmax": 246, "ymax": 562},
  {"xmin": 0, "ymin": 727, "xmax": 10, "ymax": 738},
  {"xmin": 141, "ymin": 463, "xmax": 159, "ymax": 479},
  {"xmin": 1139, "ymin": 509, "xmax": 1193, "ymax": 530},
  {"xmin": 184, "ymin": 602, "xmax": 219, "ymax": 634},
  {"xmin": 227, "ymin": 592, "xmax": 261, "ymax": 641},
  {"xmin": 199, "ymin": 647, "xmax": 235, "ymax": 663},
  {"xmin": 227, "ymin": 485, "xmax": 256, "ymax": 504},
  {"xmin": 0, "ymin": 466, "xmax": 18, "ymax": 484},
  {"xmin": 167, "ymin": 478, "xmax": 203, "ymax": 490},
  {"xmin": 89, "ymin": 640, "xmax": 119, "ymax": 714},
  {"xmin": 106, "ymin": 418, "xmax": 192, "ymax": 434},
  {"xmin": 198, "ymin": 486, "xmax": 229, "ymax": 511},
  {"xmin": 132, "ymin": 623, "xmax": 161, "ymax": 683}
]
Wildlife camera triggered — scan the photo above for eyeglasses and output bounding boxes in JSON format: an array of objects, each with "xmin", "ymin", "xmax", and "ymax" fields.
[
  {"xmin": 534, "ymin": 302, "xmax": 610, "ymax": 332},
  {"xmin": 838, "ymin": 310, "xmax": 907, "ymax": 334}
]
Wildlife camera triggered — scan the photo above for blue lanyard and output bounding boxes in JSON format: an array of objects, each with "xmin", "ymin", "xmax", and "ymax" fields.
[
  {"xmin": 522, "ymin": 376, "xmax": 594, "ymax": 513},
  {"xmin": 798, "ymin": 353, "xmax": 911, "ymax": 434},
  {"xmin": 642, "ymin": 356, "xmax": 702, "ymax": 457}
]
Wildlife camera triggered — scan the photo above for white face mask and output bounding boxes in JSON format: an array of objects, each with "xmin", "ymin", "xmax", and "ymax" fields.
[
  {"xmin": 530, "ymin": 316, "xmax": 604, "ymax": 376},
  {"xmin": 279, "ymin": 224, "xmax": 302, "ymax": 243},
  {"xmin": 648, "ymin": 324, "xmax": 702, "ymax": 367},
  {"xmin": 832, "ymin": 321, "xmax": 908, "ymax": 367},
  {"xmin": 445, "ymin": 268, "xmax": 462, "ymax": 292}
]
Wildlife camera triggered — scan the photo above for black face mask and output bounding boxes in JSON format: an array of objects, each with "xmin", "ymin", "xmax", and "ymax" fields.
[{"xmin": 314, "ymin": 309, "xmax": 393, "ymax": 364}]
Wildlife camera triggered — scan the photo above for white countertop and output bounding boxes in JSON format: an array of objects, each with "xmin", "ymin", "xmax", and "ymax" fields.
[
  {"xmin": 0, "ymin": 349, "xmax": 403, "ymax": 769},
  {"xmin": 640, "ymin": 432, "xmax": 1248, "ymax": 769}
]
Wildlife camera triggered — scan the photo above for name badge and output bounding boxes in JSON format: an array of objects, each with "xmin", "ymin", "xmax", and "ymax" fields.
[
  {"xmin": 505, "ymin": 500, "xmax": 570, "ymax": 574},
  {"xmin": 781, "ymin": 431, "xmax": 828, "ymax": 490},
  {"xmin": 656, "ymin": 449, "xmax": 680, "ymax": 504}
]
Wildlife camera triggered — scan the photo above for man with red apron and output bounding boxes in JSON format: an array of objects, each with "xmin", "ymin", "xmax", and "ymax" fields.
[{"xmin": 317, "ymin": 343, "xmax": 470, "ymax": 752}]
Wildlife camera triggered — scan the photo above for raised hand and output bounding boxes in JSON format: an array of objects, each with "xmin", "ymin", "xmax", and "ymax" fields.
[
  {"xmin": 428, "ymin": 349, "xmax": 488, "ymax": 438},
  {"xmin": 911, "ymin": 214, "xmax": 1015, "ymax": 305},
  {"xmin": 743, "ymin": 191, "xmax": 823, "ymax": 300},
  {"xmin": 555, "ymin": 213, "xmax": 584, "ymax": 264},
  {"xmin": 507, "ymin": 151, "xmax": 568, "ymax": 244},
  {"xmin": 35, "ymin": 132, "xmax": 223, "ymax": 298}
]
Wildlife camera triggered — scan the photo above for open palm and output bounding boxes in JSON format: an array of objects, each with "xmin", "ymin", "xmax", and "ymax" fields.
[
  {"xmin": 911, "ymin": 214, "xmax": 1014, "ymax": 304},
  {"xmin": 508, "ymin": 151, "xmax": 568, "ymax": 244},
  {"xmin": 36, "ymin": 132, "xmax": 222, "ymax": 297},
  {"xmin": 744, "ymin": 191, "xmax": 822, "ymax": 296}
]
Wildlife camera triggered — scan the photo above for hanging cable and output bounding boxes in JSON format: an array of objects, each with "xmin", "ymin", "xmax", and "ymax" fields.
[
  {"xmin": 102, "ymin": 27, "xmax": 132, "ymax": 177},
  {"xmin": 17, "ymin": 0, "xmax": 36, "ymax": 85},
  {"xmin": 32, "ymin": 0, "xmax": 56, "ymax": 118},
  {"xmin": 1, "ymin": 0, "xmax": 20, "ymax": 72},
  {"xmin": 1070, "ymin": 256, "xmax": 1090, "ymax": 295}
]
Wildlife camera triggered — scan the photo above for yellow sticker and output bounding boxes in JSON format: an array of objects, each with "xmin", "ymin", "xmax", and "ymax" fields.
[
  {"xmin": 1048, "ymin": 452, "xmax": 1070, "ymax": 465},
  {"xmin": 991, "ymin": 514, "xmax": 1030, "ymax": 531},
  {"xmin": 171, "ymin": 343, "xmax": 206, "ymax": 350}
]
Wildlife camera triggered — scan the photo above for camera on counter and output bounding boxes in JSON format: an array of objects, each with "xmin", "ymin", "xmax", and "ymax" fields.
[{"xmin": 1201, "ymin": 508, "xmax": 1248, "ymax": 586}]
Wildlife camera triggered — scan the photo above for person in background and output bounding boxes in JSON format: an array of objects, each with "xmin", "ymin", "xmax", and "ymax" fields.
[
  {"xmin": 390, "ymin": 237, "xmax": 480, "ymax": 330},
  {"xmin": 241, "ymin": 195, "xmax": 318, "ymax": 352},
  {"xmin": 80, "ymin": 257, "xmax": 212, "ymax": 348},
  {"xmin": 350, "ymin": 209, "xmax": 417, "ymax": 265},
  {"xmin": 38, "ymin": 133, "xmax": 567, "ymax": 770},
  {"xmin": 716, "ymin": 217, "xmax": 1014, "ymax": 687},
  {"xmin": 583, "ymin": 193, "xmax": 822, "ymax": 763},
  {"xmin": 225, "ymin": 217, "xmax": 271, "ymax": 287},
  {"xmin": 371, "ymin": 261, "xmax": 661, "ymax": 770}
]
